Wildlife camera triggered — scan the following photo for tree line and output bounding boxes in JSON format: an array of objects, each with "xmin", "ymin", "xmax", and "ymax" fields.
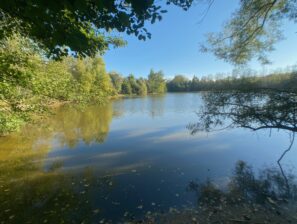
[{"xmin": 166, "ymin": 70, "xmax": 297, "ymax": 92}]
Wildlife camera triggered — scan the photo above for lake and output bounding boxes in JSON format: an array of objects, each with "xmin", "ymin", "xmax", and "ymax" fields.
[{"xmin": 1, "ymin": 92, "xmax": 297, "ymax": 223}]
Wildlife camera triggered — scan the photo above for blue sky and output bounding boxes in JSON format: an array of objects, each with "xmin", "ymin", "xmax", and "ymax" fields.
[{"xmin": 103, "ymin": 1, "xmax": 297, "ymax": 79}]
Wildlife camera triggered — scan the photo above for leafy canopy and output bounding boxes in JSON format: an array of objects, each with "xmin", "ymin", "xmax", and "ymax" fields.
[{"xmin": 0, "ymin": 0, "xmax": 193, "ymax": 58}]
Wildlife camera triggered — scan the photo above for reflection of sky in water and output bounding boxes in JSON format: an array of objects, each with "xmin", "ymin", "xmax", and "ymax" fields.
[{"xmin": 41, "ymin": 93, "xmax": 297, "ymax": 220}]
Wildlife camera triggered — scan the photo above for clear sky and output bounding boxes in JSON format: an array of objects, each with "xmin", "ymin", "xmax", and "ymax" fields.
[{"xmin": 103, "ymin": 0, "xmax": 297, "ymax": 79}]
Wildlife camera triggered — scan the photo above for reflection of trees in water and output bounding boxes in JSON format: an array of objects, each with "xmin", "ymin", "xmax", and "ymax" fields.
[
  {"xmin": 188, "ymin": 90, "xmax": 297, "ymax": 196},
  {"xmin": 0, "ymin": 104, "xmax": 114, "ymax": 153},
  {"xmin": 0, "ymin": 105, "xmax": 116, "ymax": 223},
  {"xmin": 148, "ymin": 95, "xmax": 165, "ymax": 118},
  {"xmin": 112, "ymin": 95, "xmax": 165, "ymax": 118},
  {"xmin": 188, "ymin": 161, "xmax": 297, "ymax": 206},
  {"xmin": 186, "ymin": 161, "xmax": 297, "ymax": 224},
  {"xmin": 0, "ymin": 103, "xmax": 115, "ymax": 220},
  {"xmin": 51, "ymin": 104, "xmax": 113, "ymax": 147},
  {"xmin": 0, "ymin": 104, "xmax": 117, "ymax": 223}
]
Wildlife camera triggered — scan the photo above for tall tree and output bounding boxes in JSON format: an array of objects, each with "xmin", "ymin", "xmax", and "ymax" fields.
[
  {"xmin": 147, "ymin": 69, "xmax": 167, "ymax": 94},
  {"xmin": 109, "ymin": 72, "xmax": 124, "ymax": 94},
  {"xmin": 127, "ymin": 74, "xmax": 140, "ymax": 94},
  {"xmin": 92, "ymin": 58, "xmax": 113, "ymax": 96},
  {"xmin": 121, "ymin": 78, "xmax": 132, "ymax": 95},
  {"xmin": 136, "ymin": 78, "xmax": 148, "ymax": 96},
  {"xmin": 190, "ymin": 76, "xmax": 201, "ymax": 91}
]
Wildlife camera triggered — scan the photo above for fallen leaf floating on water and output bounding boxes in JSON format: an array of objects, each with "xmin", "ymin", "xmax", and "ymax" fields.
[
  {"xmin": 267, "ymin": 197, "xmax": 277, "ymax": 205},
  {"xmin": 9, "ymin": 215, "xmax": 15, "ymax": 220},
  {"xmin": 93, "ymin": 209, "xmax": 100, "ymax": 214}
]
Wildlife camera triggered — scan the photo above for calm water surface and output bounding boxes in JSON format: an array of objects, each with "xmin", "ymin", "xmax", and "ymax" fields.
[{"xmin": 1, "ymin": 93, "xmax": 296, "ymax": 223}]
